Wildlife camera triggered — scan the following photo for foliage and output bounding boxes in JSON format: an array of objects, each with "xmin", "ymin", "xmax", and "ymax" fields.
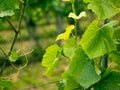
[
  {"xmin": 9, "ymin": 51, "xmax": 19, "ymax": 62},
  {"xmin": 83, "ymin": 0, "xmax": 120, "ymax": 19},
  {"xmin": 0, "ymin": 0, "xmax": 120, "ymax": 89},
  {"xmin": 42, "ymin": 0, "xmax": 120, "ymax": 90},
  {"xmin": 0, "ymin": 0, "xmax": 28, "ymax": 89},
  {"xmin": 42, "ymin": 44, "xmax": 62, "ymax": 76},
  {"xmin": 56, "ymin": 25, "xmax": 75, "ymax": 41},
  {"xmin": 0, "ymin": 78, "xmax": 12, "ymax": 90},
  {"xmin": 80, "ymin": 19, "xmax": 118, "ymax": 59},
  {"xmin": 0, "ymin": 0, "xmax": 19, "ymax": 17}
]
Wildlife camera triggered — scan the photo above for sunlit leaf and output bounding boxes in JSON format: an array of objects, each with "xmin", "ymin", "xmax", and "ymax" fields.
[
  {"xmin": 62, "ymin": 0, "xmax": 71, "ymax": 2},
  {"xmin": 0, "ymin": 0, "xmax": 19, "ymax": 17},
  {"xmin": 83, "ymin": 0, "xmax": 120, "ymax": 19},
  {"xmin": 56, "ymin": 25, "xmax": 75, "ymax": 41},
  {"xmin": 9, "ymin": 51, "xmax": 19, "ymax": 62},
  {"xmin": 68, "ymin": 11, "xmax": 86, "ymax": 19},
  {"xmin": 68, "ymin": 48, "xmax": 101, "ymax": 89},
  {"xmin": 80, "ymin": 19, "xmax": 118, "ymax": 59},
  {"xmin": 63, "ymin": 38, "xmax": 77, "ymax": 59},
  {"xmin": 42, "ymin": 44, "xmax": 62, "ymax": 76}
]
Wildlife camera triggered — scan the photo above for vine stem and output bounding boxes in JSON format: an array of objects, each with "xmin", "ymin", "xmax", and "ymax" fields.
[
  {"xmin": 21, "ymin": 80, "xmax": 62, "ymax": 90},
  {"xmin": 5, "ymin": 17, "xmax": 17, "ymax": 33},
  {"xmin": 101, "ymin": 19, "xmax": 109, "ymax": 68},
  {"xmin": 71, "ymin": 0, "xmax": 78, "ymax": 45},
  {"xmin": 9, "ymin": 0, "xmax": 27, "ymax": 55},
  {"xmin": 0, "ymin": 0, "xmax": 28, "ymax": 76}
]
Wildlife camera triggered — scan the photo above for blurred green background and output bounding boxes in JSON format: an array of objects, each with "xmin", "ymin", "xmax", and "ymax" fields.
[{"xmin": 0, "ymin": 0, "xmax": 120, "ymax": 90}]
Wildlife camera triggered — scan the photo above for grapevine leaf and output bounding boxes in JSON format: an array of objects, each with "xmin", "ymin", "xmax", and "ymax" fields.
[
  {"xmin": 9, "ymin": 51, "xmax": 19, "ymax": 62},
  {"xmin": 114, "ymin": 65, "xmax": 120, "ymax": 71},
  {"xmin": 93, "ymin": 72, "xmax": 120, "ymax": 90},
  {"xmin": 83, "ymin": 0, "xmax": 119, "ymax": 19},
  {"xmin": 62, "ymin": 71, "xmax": 83, "ymax": 90},
  {"xmin": 111, "ymin": 0, "xmax": 120, "ymax": 6},
  {"xmin": 0, "ymin": 0, "xmax": 19, "ymax": 17},
  {"xmin": 64, "ymin": 77, "xmax": 82, "ymax": 90},
  {"xmin": 0, "ymin": 78, "xmax": 12, "ymax": 88},
  {"xmin": 62, "ymin": 0, "xmax": 71, "ymax": 2},
  {"xmin": 56, "ymin": 25, "xmax": 75, "ymax": 41},
  {"xmin": 68, "ymin": 48, "xmax": 101, "ymax": 89},
  {"xmin": 56, "ymin": 80, "xmax": 65, "ymax": 90},
  {"xmin": 63, "ymin": 38, "xmax": 77, "ymax": 60},
  {"xmin": 109, "ymin": 51, "xmax": 120, "ymax": 65},
  {"xmin": 42, "ymin": 44, "xmax": 62, "ymax": 76},
  {"xmin": 80, "ymin": 20, "xmax": 117, "ymax": 59},
  {"xmin": 114, "ymin": 26, "xmax": 120, "ymax": 41},
  {"xmin": 68, "ymin": 11, "xmax": 86, "ymax": 20},
  {"xmin": 101, "ymin": 69, "xmax": 112, "ymax": 79}
]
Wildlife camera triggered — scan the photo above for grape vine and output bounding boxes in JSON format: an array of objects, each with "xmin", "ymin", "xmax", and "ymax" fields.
[
  {"xmin": 0, "ymin": 0, "xmax": 120, "ymax": 89},
  {"xmin": 42, "ymin": 0, "xmax": 120, "ymax": 90},
  {"xmin": 0, "ymin": 0, "xmax": 28, "ymax": 89}
]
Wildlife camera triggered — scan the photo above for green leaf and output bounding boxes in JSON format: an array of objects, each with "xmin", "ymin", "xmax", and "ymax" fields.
[
  {"xmin": 56, "ymin": 80, "xmax": 65, "ymax": 90},
  {"xmin": 0, "ymin": 78, "xmax": 12, "ymax": 88},
  {"xmin": 0, "ymin": 0, "xmax": 19, "ymax": 17},
  {"xmin": 9, "ymin": 51, "xmax": 19, "ymax": 62},
  {"xmin": 68, "ymin": 48, "xmax": 101, "ymax": 89},
  {"xmin": 101, "ymin": 69, "xmax": 112, "ymax": 79},
  {"xmin": 64, "ymin": 77, "xmax": 82, "ymax": 90},
  {"xmin": 111, "ymin": 0, "xmax": 120, "ymax": 6},
  {"xmin": 114, "ymin": 65, "xmax": 120, "ymax": 71},
  {"xmin": 80, "ymin": 20, "xmax": 117, "ymax": 59},
  {"xmin": 42, "ymin": 44, "xmax": 62, "ymax": 76},
  {"xmin": 63, "ymin": 38, "xmax": 77, "ymax": 59},
  {"xmin": 56, "ymin": 25, "xmax": 75, "ymax": 41},
  {"xmin": 114, "ymin": 26, "xmax": 120, "ymax": 41},
  {"xmin": 62, "ymin": 71, "xmax": 83, "ymax": 90},
  {"xmin": 109, "ymin": 51, "xmax": 120, "ymax": 65},
  {"xmin": 94, "ymin": 72, "xmax": 120, "ymax": 90},
  {"xmin": 83, "ymin": 0, "xmax": 119, "ymax": 19}
]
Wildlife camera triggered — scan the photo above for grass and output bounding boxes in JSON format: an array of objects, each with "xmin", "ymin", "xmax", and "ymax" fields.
[
  {"xmin": 3, "ymin": 59, "xmax": 68, "ymax": 90},
  {"xmin": 0, "ymin": 22, "xmax": 63, "ymax": 90}
]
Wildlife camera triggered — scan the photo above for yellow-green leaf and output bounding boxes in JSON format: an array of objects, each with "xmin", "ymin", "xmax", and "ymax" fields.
[
  {"xmin": 83, "ymin": 0, "xmax": 119, "ymax": 19},
  {"xmin": 68, "ymin": 11, "xmax": 86, "ymax": 20},
  {"xmin": 42, "ymin": 44, "xmax": 62, "ymax": 76},
  {"xmin": 56, "ymin": 25, "xmax": 75, "ymax": 41},
  {"xmin": 80, "ymin": 19, "xmax": 118, "ymax": 59},
  {"xmin": 9, "ymin": 51, "xmax": 19, "ymax": 62},
  {"xmin": 62, "ymin": 0, "xmax": 71, "ymax": 2},
  {"xmin": 0, "ymin": 0, "xmax": 19, "ymax": 17}
]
